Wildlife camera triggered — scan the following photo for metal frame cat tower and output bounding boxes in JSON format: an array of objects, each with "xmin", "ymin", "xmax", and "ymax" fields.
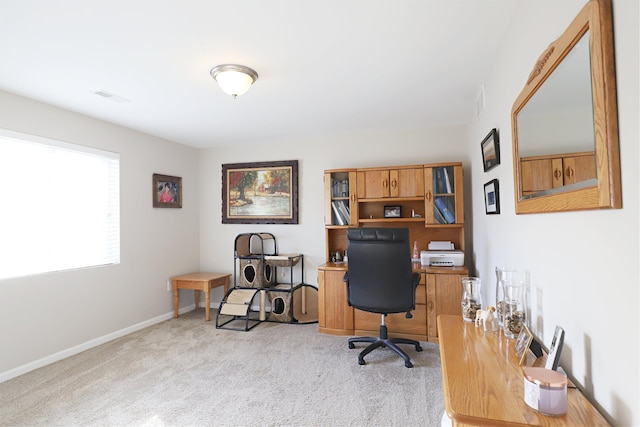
[{"xmin": 216, "ymin": 232, "xmax": 318, "ymax": 331}]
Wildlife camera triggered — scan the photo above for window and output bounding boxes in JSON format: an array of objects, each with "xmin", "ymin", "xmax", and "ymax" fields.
[{"xmin": 0, "ymin": 129, "xmax": 120, "ymax": 280}]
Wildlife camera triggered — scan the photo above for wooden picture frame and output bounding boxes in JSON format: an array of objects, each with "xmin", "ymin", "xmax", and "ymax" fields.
[
  {"xmin": 481, "ymin": 128, "xmax": 500, "ymax": 172},
  {"xmin": 153, "ymin": 173, "xmax": 182, "ymax": 208},
  {"xmin": 384, "ymin": 205, "xmax": 401, "ymax": 218},
  {"xmin": 484, "ymin": 179, "xmax": 500, "ymax": 214},
  {"xmin": 222, "ymin": 160, "xmax": 298, "ymax": 224},
  {"xmin": 515, "ymin": 324, "xmax": 534, "ymax": 366}
]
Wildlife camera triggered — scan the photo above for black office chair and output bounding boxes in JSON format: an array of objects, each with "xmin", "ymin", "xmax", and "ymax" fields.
[{"xmin": 344, "ymin": 227, "xmax": 422, "ymax": 368}]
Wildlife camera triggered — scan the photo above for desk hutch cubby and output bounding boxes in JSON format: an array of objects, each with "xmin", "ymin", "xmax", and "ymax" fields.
[{"xmin": 318, "ymin": 162, "xmax": 468, "ymax": 343}]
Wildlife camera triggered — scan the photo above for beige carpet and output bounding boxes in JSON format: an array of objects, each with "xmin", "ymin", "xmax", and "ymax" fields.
[{"xmin": 0, "ymin": 309, "xmax": 445, "ymax": 426}]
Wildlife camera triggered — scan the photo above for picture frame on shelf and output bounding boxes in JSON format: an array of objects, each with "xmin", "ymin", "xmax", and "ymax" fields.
[
  {"xmin": 383, "ymin": 205, "xmax": 401, "ymax": 218},
  {"xmin": 222, "ymin": 160, "xmax": 298, "ymax": 224},
  {"xmin": 153, "ymin": 173, "xmax": 182, "ymax": 208},
  {"xmin": 515, "ymin": 324, "xmax": 534, "ymax": 366},
  {"xmin": 484, "ymin": 179, "xmax": 500, "ymax": 214},
  {"xmin": 481, "ymin": 128, "xmax": 500, "ymax": 172}
]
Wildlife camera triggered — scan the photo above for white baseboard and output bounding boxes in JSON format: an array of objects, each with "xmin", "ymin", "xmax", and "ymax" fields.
[{"xmin": 0, "ymin": 304, "xmax": 197, "ymax": 383}]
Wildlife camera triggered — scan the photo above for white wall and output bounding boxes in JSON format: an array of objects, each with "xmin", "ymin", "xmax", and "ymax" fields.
[
  {"xmin": 0, "ymin": 91, "xmax": 201, "ymax": 378},
  {"xmin": 467, "ymin": 1, "xmax": 639, "ymax": 425},
  {"xmin": 199, "ymin": 126, "xmax": 469, "ymax": 306}
]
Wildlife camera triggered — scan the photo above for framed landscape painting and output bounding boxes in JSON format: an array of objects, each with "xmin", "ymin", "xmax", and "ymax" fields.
[{"xmin": 222, "ymin": 160, "xmax": 298, "ymax": 224}]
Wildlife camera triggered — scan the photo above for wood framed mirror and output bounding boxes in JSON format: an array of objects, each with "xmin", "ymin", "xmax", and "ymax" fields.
[{"xmin": 511, "ymin": 0, "xmax": 621, "ymax": 214}]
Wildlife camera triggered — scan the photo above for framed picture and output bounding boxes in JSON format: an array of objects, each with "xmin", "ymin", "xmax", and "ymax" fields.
[
  {"xmin": 222, "ymin": 160, "xmax": 298, "ymax": 224},
  {"xmin": 481, "ymin": 128, "xmax": 500, "ymax": 172},
  {"xmin": 153, "ymin": 173, "xmax": 182, "ymax": 208},
  {"xmin": 484, "ymin": 179, "xmax": 500, "ymax": 214},
  {"xmin": 515, "ymin": 324, "xmax": 534, "ymax": 366},
  {"xmin": 384, "ymin": 205, "xmax": 401, "ymax": 218}
]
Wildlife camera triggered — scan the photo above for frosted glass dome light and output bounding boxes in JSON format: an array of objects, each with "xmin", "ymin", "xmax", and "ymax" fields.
[{"xmin": 210, "ymin": 64, "xmax": 258, "ymax": 99}]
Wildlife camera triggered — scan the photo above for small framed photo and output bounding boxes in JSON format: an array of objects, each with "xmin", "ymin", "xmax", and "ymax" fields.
[
  {"xmin": 153, "ymin": 173, "xmax": 182, "ymax": 208},
  {"xmin": 384, "ymin": 205, "xmax": 401, "ymax": 218},
  {"xmin": 515, "ymin": 324, "xmax": 534, "ymax": 366},
  {"xmin": 481, "ymin": 128, "xmax": 500, "ymax": 172},
  {"xmin": 484, "ymin": 179, "xmax": 500, "ymax": 214}
]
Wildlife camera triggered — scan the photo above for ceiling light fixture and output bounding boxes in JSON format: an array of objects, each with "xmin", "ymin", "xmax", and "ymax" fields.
[{"xmin": 210, "ymin": 64, "xmax": 258, "ymax": 99}]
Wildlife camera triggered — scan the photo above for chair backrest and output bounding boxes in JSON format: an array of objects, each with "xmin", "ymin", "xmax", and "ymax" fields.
[{"xmin": 345, "ymin": 227, "xmax": 415, "ymax": 314}]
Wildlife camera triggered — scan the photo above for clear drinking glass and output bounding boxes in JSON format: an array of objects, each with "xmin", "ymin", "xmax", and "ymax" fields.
[
  {"xmin": 503, "ymin": 281, "xmax": 526, "ymax": 338},
  {"xmin": 495, "ymin": 267, "xmax": 517, "ymax": 326},
  {"xmin": 461, "ymin": 277, "xmax": 482, "ymax": 322}
]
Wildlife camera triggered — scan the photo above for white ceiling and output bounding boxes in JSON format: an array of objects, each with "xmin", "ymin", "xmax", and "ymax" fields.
[{"xmin": 0, "ymin": 0, "xmax": 520, "ymax": 149}]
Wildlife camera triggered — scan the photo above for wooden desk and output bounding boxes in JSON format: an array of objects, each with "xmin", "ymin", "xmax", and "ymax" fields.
[
  {"xmin": 171, "ymin": 272, "xmax": 230, "ymax": 321},
  {"xmin": 437, "ymin": 315, "xmax": 609, "ymax": 426},
  {"xmin": 317, "ymin": 263, "xmax": 467, "ymax": 342}
]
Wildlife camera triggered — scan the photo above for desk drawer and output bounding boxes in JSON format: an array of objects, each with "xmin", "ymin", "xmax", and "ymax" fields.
[{"xmin": 354, "ymin": 304, "xmax": 427, "ymax": 336}]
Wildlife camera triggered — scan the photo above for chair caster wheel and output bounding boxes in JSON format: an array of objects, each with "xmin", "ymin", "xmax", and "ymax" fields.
[
  {"xmin": 358, "ymin": 359, "xmax": 366, "ymax": 365},
  {"xmin": 405, "ymin": 361, "xmax": 413, "ymax": 368},
  {"xmin": 348, "ymin": 342, "xmax": 355, "ymax": 349},
  {"xmin": 416, "ymin": 345, "xmax": 423, "ymax": 352}
]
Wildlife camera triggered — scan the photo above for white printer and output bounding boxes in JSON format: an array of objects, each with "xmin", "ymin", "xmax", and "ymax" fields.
[{"xmin": 420, "ymin": 241, "xmax": 464, "ymax": 267}]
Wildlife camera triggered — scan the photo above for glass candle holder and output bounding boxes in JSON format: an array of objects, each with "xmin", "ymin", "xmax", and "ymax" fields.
[
  {"xmin": 503, "ymin": 281, "xmax": 526, "ymax": 338},
  {"xmin": 461, "ymin": 277, "xmax": 482, "ymax": 322}
]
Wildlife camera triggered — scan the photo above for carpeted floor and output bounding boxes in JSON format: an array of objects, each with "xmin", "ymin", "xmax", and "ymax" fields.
[{"xmin": 0, "ymin": 309, "xmax": 445, "ymax": 426}]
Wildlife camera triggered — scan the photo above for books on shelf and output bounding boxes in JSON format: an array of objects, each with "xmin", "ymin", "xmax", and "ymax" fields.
[
  {"xmin": 434, "ymin": 197, "xmax": 455, "ymax": 224},
  {"xmin": 434, "ymin": 167, "xmax": 453, "ymax": 194},
  {"xmin": 331, "ymin": 200, "xmax": 350, "ymax": 225},
  {"xmin": 332, "ymin": 179, "xmax": 349, "ymax": 198},
  {"xmin": 434, "ymin": 205, "xmax": 447, "ymax": 224},
  {"xmin": 443, "ymin": 168, "xmax": 453, "ymax": 193}
]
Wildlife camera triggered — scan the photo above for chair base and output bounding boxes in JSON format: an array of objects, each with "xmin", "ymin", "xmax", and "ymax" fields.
[{"xmin": 348, "ymin": 324, "xmax": 422, "ymax": 368}]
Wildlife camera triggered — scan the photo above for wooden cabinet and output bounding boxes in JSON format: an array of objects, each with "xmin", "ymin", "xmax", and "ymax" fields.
[
  {"xmin": 319, "ymin": 161, "xmax": 468, "ymax": 343},
  {"xmin": 317, "ymin": 266, "xmax": 353, "ymax": 335},
  {"xmin": 356, "ymin": 166, "xmax": 424, "ymax": 199},
  {"xmin": 426, "ymin": 270, "xmax": 465, "ymax": 342},
  {"xmin": 520, "ymin": 151, "xmax": 596, "ymax": 195},
  {"xmin": 324, "ymin": 169, "xmax": 358, "ymax": 226},
  {"xmin": 424, "ymin": 164, "xmax": 464, "ymax": 226}
]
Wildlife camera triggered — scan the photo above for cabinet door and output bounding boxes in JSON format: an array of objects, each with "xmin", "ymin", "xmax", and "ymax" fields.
[
  {"xmin": 427, "ymin": 273, "xmax": 464, "ymax": 341},
  {"xmin": 563, "ymin": 153, "xmax": 596, "ymax": 185},
  {"xmin": 357, "ymin": 170, "xmax": 390, "ymax": 199},
  {"xmin": 425, "ymin": 165, "xmax": 462, "ymax": 225},
  {"xmin": 521, "ymin": 159, "xmax": 554, "ymax": 194},
  {"xmin": 318, "ymin": 269, "xmax": 353, "ymax": 334},
  {"xmin": 325, "ymin": 171, "xmax": 357, "ymax": 226},
  {"xmin": 390, "ymin": 168, "xmax": 425, "ymax": 198}
]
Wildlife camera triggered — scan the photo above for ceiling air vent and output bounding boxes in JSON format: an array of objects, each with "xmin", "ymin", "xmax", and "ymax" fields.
[{"xmin": 93, "ymin": 90, "xmax": 130, "ymax": 104}]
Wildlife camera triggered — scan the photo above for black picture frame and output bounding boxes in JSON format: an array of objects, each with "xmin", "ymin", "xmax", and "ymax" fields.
[
  {"xmin": 222, "ymin": 160, "xmax": 298, "ymax": 224},
  {"xmin": 153, "ymin": 173, "xmax": 182, "ymax": 208},
  {"xmin": 481, "ymin": 128, "xmax": 500, "ymax": 172},
  {"xmin": 484, "ymin": 179, "xmax": 500, "ymax": 214},
  {"xmin": 384, "ymin": 205, "xmax": 401, "ymax": 218}
]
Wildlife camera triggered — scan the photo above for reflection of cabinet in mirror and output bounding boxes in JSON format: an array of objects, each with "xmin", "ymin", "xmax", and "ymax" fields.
[
  {"xmin": 511, "ymin": 0, "xmax": 621, "ymax": 213},
  {"xmin": 520, "ymin": 151, "xmax": 596, "ymax": 196}
]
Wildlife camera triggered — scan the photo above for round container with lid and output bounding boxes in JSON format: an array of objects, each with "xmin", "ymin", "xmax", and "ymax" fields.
[{"xmin": 523, "ymin": 367, "xmax": 568, "ymax": 416}]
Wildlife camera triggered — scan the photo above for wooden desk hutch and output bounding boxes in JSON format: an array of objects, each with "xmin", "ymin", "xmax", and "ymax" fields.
[{"xmin": 318, "ymin": 162, "xmax": 468, "ymax": 343}]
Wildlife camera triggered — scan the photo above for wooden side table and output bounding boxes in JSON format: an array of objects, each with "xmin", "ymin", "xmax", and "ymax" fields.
[{"xmin": 171, "ymin": 272, "xmax": 231, "ymax": 321}]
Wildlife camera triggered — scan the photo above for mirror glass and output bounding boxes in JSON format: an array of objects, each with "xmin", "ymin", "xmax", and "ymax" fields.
[
  {"xmin": 511, "ymin": 0, "xmax": 621, "ymax": 213},
  {"xmin": 517, "ymin": 32, "xmax": 594, "ymax": 159}
]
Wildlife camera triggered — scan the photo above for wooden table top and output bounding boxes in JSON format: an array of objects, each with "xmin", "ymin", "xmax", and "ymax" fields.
[
  {"xmin": 171, "ymin": 272, "xmax": 230, "ymax": 281},
  {"xmin": 437, "ymin": 315, "xmax": 609, "ymax": 427}
]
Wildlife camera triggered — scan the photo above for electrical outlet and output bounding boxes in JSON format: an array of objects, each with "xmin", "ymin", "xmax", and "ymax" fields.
[{"xmin": 167, "ymin": 280, "xmax": 172, "ymax": 291}]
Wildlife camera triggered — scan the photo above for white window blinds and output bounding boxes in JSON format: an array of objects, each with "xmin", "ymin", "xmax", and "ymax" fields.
[{"xmin": 0, "ymin": 129, "xmax": 120, "ymax": 280}]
